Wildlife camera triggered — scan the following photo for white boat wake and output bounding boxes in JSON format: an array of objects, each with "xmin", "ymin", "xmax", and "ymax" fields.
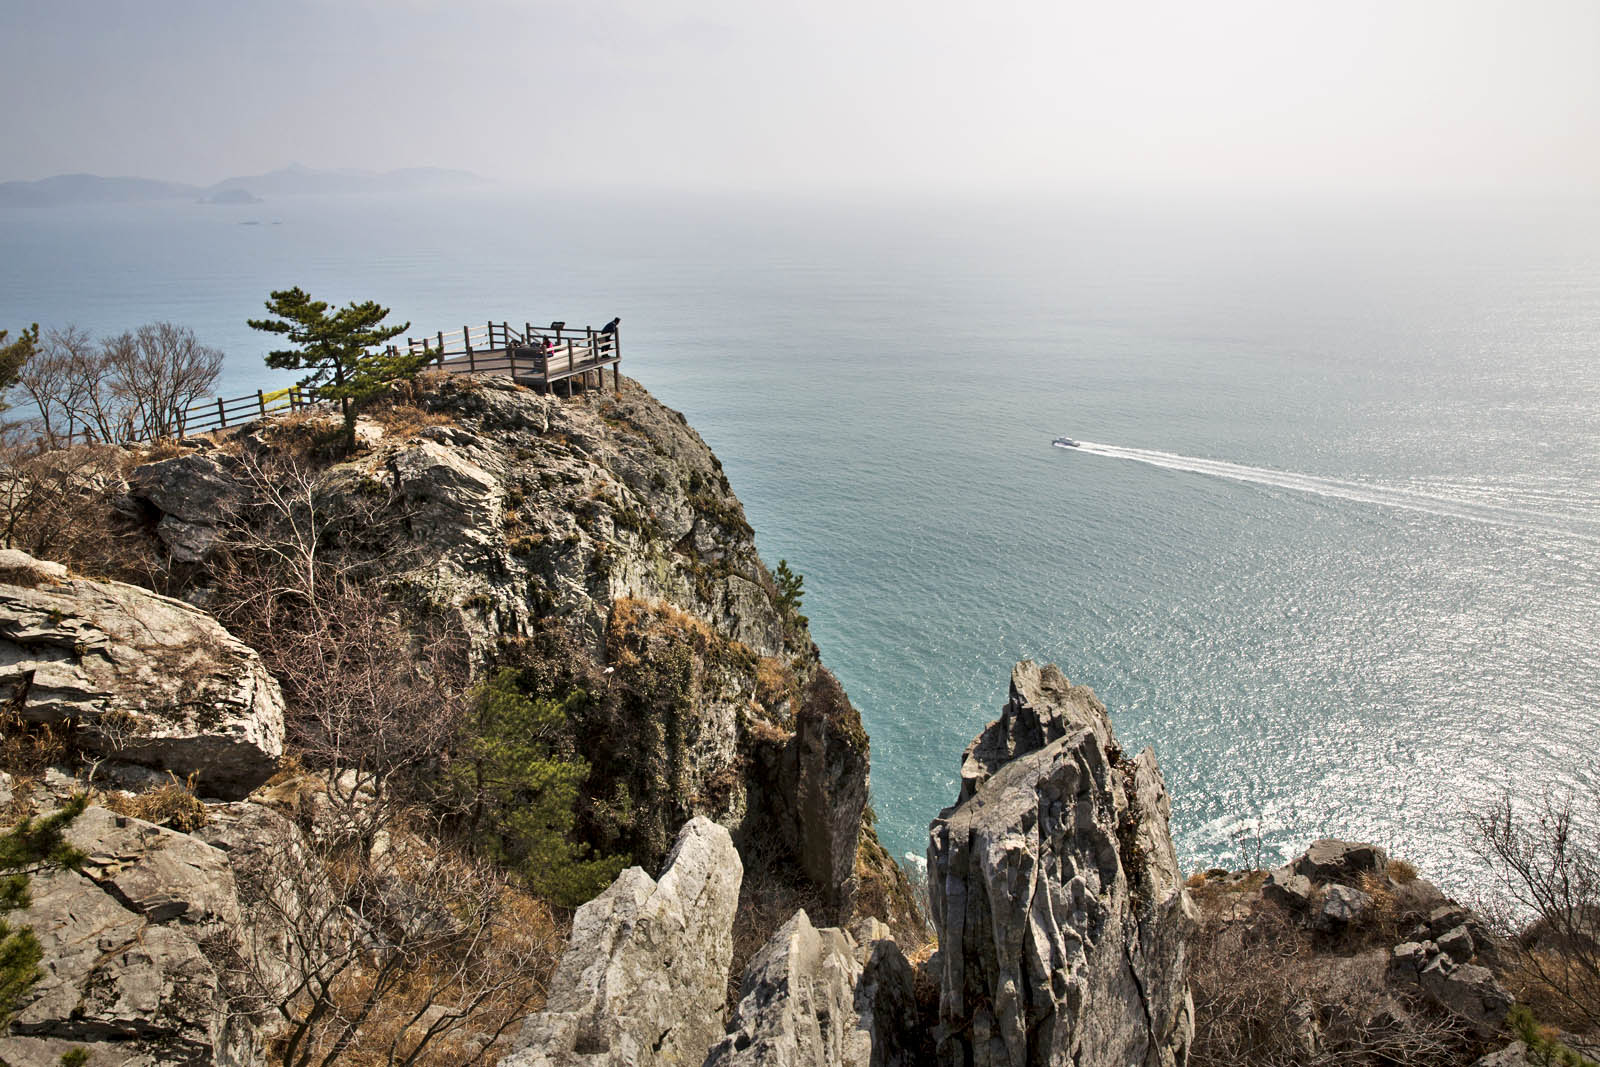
[{"xmin": 1056, "ymin": 439, "xmax": 1600, "ymax": 543}]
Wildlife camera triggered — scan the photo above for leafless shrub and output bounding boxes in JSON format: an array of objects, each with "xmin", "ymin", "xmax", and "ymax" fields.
[
  {"xmin": 1472, "ymin": 790, "xmax": 1600, "ymax": 1032},
  {"xmin": 1189, "ymin": 906, "xmax": 1472, "ymax": 1066},
  {"xmin": 212, "ymin": 451, "xmax": 463, "ymax": 858},
  {"xmin": 226, "ymin": 820, "xmax": 562, "ymax": 1067},
  {"xmin": 0, "ymin": 439, "xmax": 165, "ymax": 585}
]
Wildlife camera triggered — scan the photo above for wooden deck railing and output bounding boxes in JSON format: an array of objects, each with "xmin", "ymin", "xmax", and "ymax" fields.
[{"xmin": 92, "ymin": 317, "xmax": 621, "ymax": 446}]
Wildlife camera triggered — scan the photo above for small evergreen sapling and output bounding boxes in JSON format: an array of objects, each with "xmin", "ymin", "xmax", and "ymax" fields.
[
  {"xmin": 1, "ymin": 793, "xmax": 87, "ymax": 1027},
  {"xmin": 451, "ymin": 670, "xmax": 626, "ymax": 907},
  {"xmin": 775, "ymin": 559, "xmax": 806, "ymax": 627}
]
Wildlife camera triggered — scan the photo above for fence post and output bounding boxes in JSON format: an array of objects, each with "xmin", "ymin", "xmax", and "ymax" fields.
[
  {"xmin": 438, "ymin": 331, "xmax": 445, "ymax": 368},
  {"xmin": 257, "ymin": 390, "xmax": 266, "ymax": 420},
  {"xmin": 465, "ymin": 325, "xmax": 475, "ymax": 374},
  {"xmin": 613, "ymin": 328, "xmax": 621, "ymax": 391},
  {"xmin": 217, "ymin": 397, "xmax": 227, "ymax": 429}
]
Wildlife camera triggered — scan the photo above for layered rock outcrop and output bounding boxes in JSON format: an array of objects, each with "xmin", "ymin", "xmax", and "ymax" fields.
[
  {"xmin": 928, "ymin": 660, "xmax": 1195, "ymax": 1067},
  {"xmin": 0, "ymin": 548, "xmax": 284, "ymax": 798},
  {"xmin": 505, "ymin": 817, "xmax": 743, "ymax": 1067},
  {"xmin": 0, "ymin": 803, "xmax": 297, "ymax": 1067}
]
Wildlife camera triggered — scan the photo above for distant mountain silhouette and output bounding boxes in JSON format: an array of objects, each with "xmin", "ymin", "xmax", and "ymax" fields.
[
  {"xmin": 0, "ymin": 165, "xmax": 487, "ymax": 206},
  {"xmin": 0, "ymin": 173, "xmax": 201, "ymax": 206}
]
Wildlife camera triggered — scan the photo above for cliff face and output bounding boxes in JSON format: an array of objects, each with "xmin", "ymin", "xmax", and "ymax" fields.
[
  {"xmin": 122, "ymin": 375, "xmax": 886, "ymax": 913},
  {"xmin": 928, "ymin": 661, "xmax": 1195, "ymax": 1067}
]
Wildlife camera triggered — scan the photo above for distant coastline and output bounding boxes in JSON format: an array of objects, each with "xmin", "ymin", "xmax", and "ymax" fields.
[{"xmin": 0, "ymin": 163, "xmax": 487, "ymax": 208}]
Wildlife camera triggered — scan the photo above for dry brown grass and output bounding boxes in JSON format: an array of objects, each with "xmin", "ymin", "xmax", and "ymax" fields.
[
  {"xmin": 1389, "ymin": 858, "xmax": 1419, "ymax": 884},
  {"xmin": 100, "ymin": 772, "xmax": 208, "ymax": 832},
  {"xmin": 0, "ymin": 706, "xmax": 78, "ymax": 778},
  {"xmin": 138, "ymin": 438, "xmax": 190, "ymax": 462},
  {"xmin": 364, "ymin": 403, "xmax": 452, "ymax": 440},
  {"xmin": 755, "ymin": 656, "xmax": 797, "ymax": 714},
  {"xmin": 1189, "ymin": 905, "xmax": 1473, "ymax": 1066}
]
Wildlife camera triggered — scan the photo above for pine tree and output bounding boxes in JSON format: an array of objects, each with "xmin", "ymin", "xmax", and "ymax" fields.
[
  {"xmin": 248, "ymin": 289, "xmax": 424, "ymax": 451},
  {"xmin": 775, "ymin": 558, "xmax": 807, "ymax": 627},
  {"xmin": 1, "ymin": 794, "xmax": 86, "ymax": 1028},
  {"xmin": 0, "ymin": 324, "xmax": 40, "ymax": 412},
  {"xmin": 452, "ymin": 671, "xmax": 626, "ymax": 907}
]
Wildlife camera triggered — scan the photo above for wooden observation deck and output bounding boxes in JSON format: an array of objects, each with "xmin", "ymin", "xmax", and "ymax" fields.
[
  {"xmin": 107, "ymin": 318, "xmax": 622, "ymax": 444},
  {"xmin": 396, "ymin": 320, "xmax": 621, "ymax": 392}
]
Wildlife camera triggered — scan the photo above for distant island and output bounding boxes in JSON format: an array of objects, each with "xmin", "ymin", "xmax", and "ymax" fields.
[{"xmin": 0, "ymin": 163, "xmax": 487, "ymax": 207}]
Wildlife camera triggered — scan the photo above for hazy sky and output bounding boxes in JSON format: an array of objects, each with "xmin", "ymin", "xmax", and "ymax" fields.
[{"xmin": 3, "ymin": 0, "xmax": 1597, "ymax": 195}]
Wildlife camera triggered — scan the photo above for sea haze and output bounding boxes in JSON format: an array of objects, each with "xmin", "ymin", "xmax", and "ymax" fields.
[{"xmin": 3, "ymin": 188, "xmax": 1597, "ymax": 887}]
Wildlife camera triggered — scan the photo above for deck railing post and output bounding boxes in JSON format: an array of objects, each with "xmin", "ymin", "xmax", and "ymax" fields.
[
  {"xmin": 217, "ymin": 398, "xmax": 227, "ymax": 429},
  {"xmin": 613, "ymin": 328, "xmax": 621, "ymax": 391},
  {"xmin": 437, "ymin": 331, "xmax": 445, "ymax": 368},
  {"xmin": 508, "ymin": 341, "xmax": 517, "ymax": 379}
]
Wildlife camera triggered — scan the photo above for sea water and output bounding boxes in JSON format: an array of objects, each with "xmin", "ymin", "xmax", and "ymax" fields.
[{"xmin": 3, "ymin": 188, "xmax": 1598, "ymax": 888}]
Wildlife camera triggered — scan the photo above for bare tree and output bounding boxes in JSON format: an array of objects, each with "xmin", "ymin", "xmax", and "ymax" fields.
[
  {"xmin": 224, "ymin": 816, "xmax": 559, "ymax": 1067},
  {"xmin": 7, "ymin": 322, "xmax": 223, "ymax": 447},
  {"xmin": 212, "ymin": 451, "xmax": 459, "ymax": 857},
  {"xmin": 112, "ymin": 322, "xmax": 224, "ymax": 440},
  {"xmin": 13, "ymin": 325, "xmax": 90, "ymax": 449},
  {"xmin": 1473, "ymin": 789, "xmax": 1600, "ymax": 1032}
]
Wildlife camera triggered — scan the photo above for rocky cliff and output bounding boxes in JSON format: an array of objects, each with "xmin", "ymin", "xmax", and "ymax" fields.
[
  {"xmin": 928, "ymin": 661, "xmax": 1194, "ymax": 1067},
  {"xmin": 116, "ymin": 375, "xmax": 894, "ymax": 918}
]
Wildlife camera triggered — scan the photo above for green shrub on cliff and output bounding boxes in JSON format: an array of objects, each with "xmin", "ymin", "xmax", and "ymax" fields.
[
  {"xmin": 1, "ymin": 794, "xmax": 86, "ymax": 1027},
  {"xmin": 451, "ymin": 670, "xmax": 626, "ymax": 907}
]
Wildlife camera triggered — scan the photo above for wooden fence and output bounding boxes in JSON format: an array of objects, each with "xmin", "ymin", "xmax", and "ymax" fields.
[{"xmin": 96, "ymin": 318, "xmax": 621, "ymax": 446}]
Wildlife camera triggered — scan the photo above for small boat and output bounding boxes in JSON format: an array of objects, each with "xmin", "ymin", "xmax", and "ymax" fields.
[{"xmin": 1053, "ymin": 437, "xmax": 1080, "ymax": 449}]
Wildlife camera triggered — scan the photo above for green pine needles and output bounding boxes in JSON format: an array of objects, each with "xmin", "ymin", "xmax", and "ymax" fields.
[
  {"xmin": 1509, "ymin": 1004, "xmax": 1600, "ymax": 1067},
  {"xmin": 775, "ymin": 559, "xmax": 807, "ymax": 627},
  {"xmin": 1, "ymin": 793, "xmax": 87, "ymax": 1027},
  {"xmin": 0, "ymin": 323, "xmax": 40, "ymax": 412},
  {"xmin": 249, "ymin": 288, "xmax": 428, "ymax": 451},
  {"xmin": 451, "ymin": 671, "xmax": 626, "ymax": 907}
]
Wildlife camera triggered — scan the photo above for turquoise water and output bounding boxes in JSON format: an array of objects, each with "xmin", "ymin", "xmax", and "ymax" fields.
[{"xmin": 4, "ymin": 189, "xmax": 1599, "ymax": 888}]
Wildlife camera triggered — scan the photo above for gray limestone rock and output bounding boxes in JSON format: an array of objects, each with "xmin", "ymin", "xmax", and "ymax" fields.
[
  {"xmin": 705, "ymin": 910, "xmax": 870, "ymax": 1067},
  {"xmin": 1291, "ymin": 839, "xmax": 1389, "ymax": 886},
  {"xmin": 1264, "ymin": 866, "xmax": 1317, "ymax": 911},
  {"xmin": 0, "ymin": 804, "xmax": 269, "ymax": 1067},
  {"xmin": 1313, "ymin": 883, "xmax": 1373, "ymax": 930},
  {"xmin": 0, "ymin": 551, "xmax": 284, "ymax": 798},
  {"xmin": 504, "ymin": 817, "xmax": 742, "ymax": 1067},
  {"xmin": 1437, "ymin": 923, "xmax": 1475, "ymax": 963},
  {"xmin": 927, "ymin": 661, "xmax": 1194, "ymax": 1067},
  {"xmin": 126, "ymin": 453, "xmax": 241, "ymax": 562}
]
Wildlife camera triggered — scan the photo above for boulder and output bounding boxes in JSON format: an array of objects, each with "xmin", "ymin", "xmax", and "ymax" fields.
[
  {"xmin": 1291, "ymin": 839, "xmax": 1389, "ymax": 886},
  {"xmin": 1418, "ymin": 957, "xmax": 1512, "ymax": 1038},
  {"xmin": 705, "ymin": 910, "xmax": 870, "ymax": 1067},
  {"xmin": 927, "ymin": 661, "xmax": 1194, "ymax": 1067},
  {"xmin": 0, "ymin": 804, "xmax": 266, "ymax": 1066},
  {"xmin": 504, "ymin": 817, "xmax": 742, "ymax": 1067},
  {"xmin": 126, "ymin": 453, "xmax": 241, "ymax": 562},
  {"xmin": 1393, "ymin": 940, "xmax": 1513, "ymax": 1038},
  {"xmin": 1313, "ymin": 883, "xmax": 1373, "ymax": 930},
  {"xmin": 0, "ymin": 550, "xmax": 284, "ymax": 798},
  {"xmin": 1437, "ymin": 924, "xmax": 1475, "ymax": 963},
  {"xmin": 1264, "ymin": 866, "xmax": 1317, "ymax": 911}
]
